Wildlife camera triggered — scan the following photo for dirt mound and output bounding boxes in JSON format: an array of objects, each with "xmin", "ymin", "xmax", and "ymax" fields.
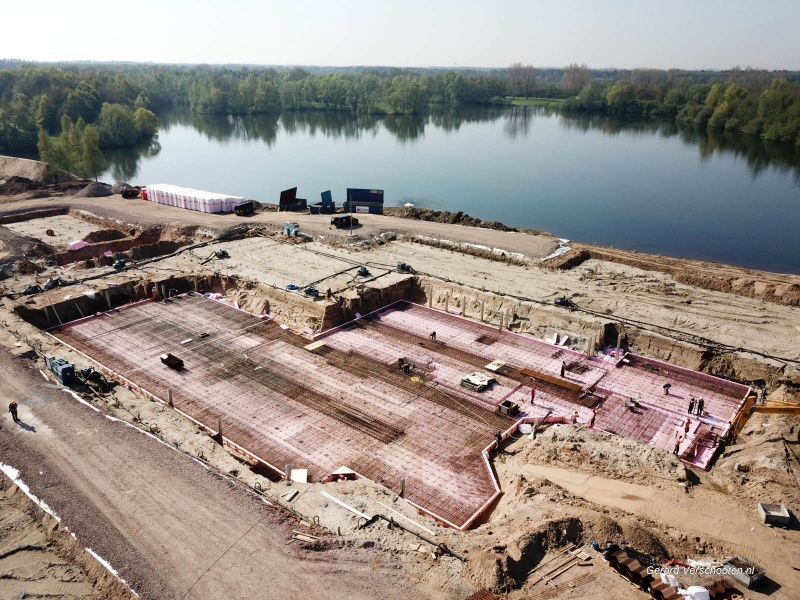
[
  {"xmin": 519, "ymin": 426, "xmax": 687, "ymax": 483},
  {"xmin": 467, "ymin": 514, "xmax": 669, "ymax": 593},
  {"xmin": 0, "ymin": 155, "xmax": 72, "ymax": 185},
  {"xmin": 585, "ymin": 515, "xmax": 668, "ymax": 558},
  {"xmin": 83, "ymin": 229, "xmax": 127, "ymax": 243},
  {"xmin": 16, "ymin": 259, "xmax": 45, "ymax": 274},
  {"xmin": 0, "ymin": 175, "xmax": 43, "ymax": 195},
  {"xmin": 75, "ymin": 182, "xmax": 113, "ymax": 197},
  {"xmin": 386, "ymin": 206, "xmax": 518, "ymax": 232},
  {"xmin": 23, "ymin": 241, "xmax": 56, "ymax": 257}
]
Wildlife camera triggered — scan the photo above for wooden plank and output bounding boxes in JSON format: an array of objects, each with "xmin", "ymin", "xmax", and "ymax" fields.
[{"xmin": 527, "ymin": 544, "xmax": 577, "ymax": 576}]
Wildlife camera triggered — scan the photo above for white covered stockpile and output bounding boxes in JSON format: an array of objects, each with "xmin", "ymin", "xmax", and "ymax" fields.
[{"xmin": 145, "ymin": 184, "xmax": 245, "ymax": 214}]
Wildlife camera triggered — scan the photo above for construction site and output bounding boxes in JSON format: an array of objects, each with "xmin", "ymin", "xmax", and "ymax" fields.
[{"xmin": 1, "ymin": 161, "xmax": 800, "ymax": 600}]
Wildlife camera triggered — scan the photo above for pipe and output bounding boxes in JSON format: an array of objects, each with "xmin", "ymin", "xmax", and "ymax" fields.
[{"xmin": 319, "ymin": 490, "xmax": 370, "ymax": 520}]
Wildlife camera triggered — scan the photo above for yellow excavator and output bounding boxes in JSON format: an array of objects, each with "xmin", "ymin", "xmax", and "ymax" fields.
[{"xmin": 729, "ymin": 393, "xmax": 800, "ymax": 439}]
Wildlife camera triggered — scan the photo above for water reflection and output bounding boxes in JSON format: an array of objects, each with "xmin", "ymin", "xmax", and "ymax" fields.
[
  {"xmin": 560, "ymin": 111, "xmax": 800, "ymax": 179},
  {"xmin": 678, "ymin": 123, "xmax": 800, "ymax": 181},
  {"xmin": 383, "ymin": 114, "xmax": 426, "ymax": 142},
  {"xmin": 280, "ymin": 111, "xmax": 377, "ymax": 140},
  {"xmin": 115, "ymin": 107, "xmax": 800, "ymax": 184},
  {"xmin": 103, "ymin": 139, "xmax": 162, "ymax": 182},
  {"xmin": 503, "ymin": 105, "xmax": 535, "ymax": 138},
  {"xmin": 428, "ymin": 104, "xmax": 505, "ymax": 132}
]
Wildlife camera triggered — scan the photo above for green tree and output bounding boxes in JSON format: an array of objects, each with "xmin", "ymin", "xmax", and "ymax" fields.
[
  {"xmin": 37, "ymin": 128, "xmax": 64, "ymax": 178},
  {"xmin": 606, "ymin": 81, "xmax": 636, "ymax": 112},
  {"xmin": 133, "ymin": 107, "xmax": 159, "ymax": 139},
  {"xmin": 80, "ymin": 125, "xmax": 106, "ymax": 181},
  {"xmin": 59, "ymin": 116, "xmax": 85, "ymax": 177},
  {"xmin": 97, "ymin": 102, "xmax": 136, "ymax": 147}
]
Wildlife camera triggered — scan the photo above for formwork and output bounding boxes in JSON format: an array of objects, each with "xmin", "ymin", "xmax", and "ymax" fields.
[
  {"xmin": 48, "ymin": 297, "xmax": 749, "ymax": 530},
  {"xmin": 318, "ymin": 301, "xmax": 750, "ymax": 472},
  {"xmin": 48, "ymin": 295, "xmax": 515, "ymax": 529}
]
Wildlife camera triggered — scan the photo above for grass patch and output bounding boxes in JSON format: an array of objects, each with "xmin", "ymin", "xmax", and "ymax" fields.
[{"xmin": 507, "ymin": 97, "xmax": 565, "ymax": 107}]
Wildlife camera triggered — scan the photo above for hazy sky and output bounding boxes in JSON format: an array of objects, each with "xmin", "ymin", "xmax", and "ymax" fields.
[{"xmin": 3, "ymin": 0, "xmax": 798, "ymax": 70}]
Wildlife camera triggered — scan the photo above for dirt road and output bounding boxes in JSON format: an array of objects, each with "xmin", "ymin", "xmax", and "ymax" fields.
[
  {"xmin": 0, "ymin": 194, "xmax": 560, "ymax": 260},
  {"xmin": 0, "ymin": 350, "xmax": 427, "ymax": 600}
]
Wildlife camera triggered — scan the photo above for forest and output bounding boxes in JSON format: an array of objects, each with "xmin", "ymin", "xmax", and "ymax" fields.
[{"xmin": 1, "ymin": 61, "xmax": 800, "ymax": 158}]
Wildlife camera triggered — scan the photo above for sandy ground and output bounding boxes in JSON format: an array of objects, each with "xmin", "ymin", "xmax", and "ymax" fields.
[
  {"xmin": 3, "ymin": 214, "xmax": 104, "ymax": 250},
  {"xmin": 0, "ymin": 486, "xmax": 95, "ymax": 600},
  {"xmin": 0, "ymin": 172, "xmax": 799, "ymax": 599}
]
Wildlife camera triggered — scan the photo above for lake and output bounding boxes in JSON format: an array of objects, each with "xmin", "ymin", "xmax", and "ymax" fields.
[{"xmin": 101, "ymin": 107, "xmax": 800, "ymax": 275}]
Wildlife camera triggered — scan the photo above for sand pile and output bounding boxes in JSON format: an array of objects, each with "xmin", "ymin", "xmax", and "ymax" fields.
[
  {"xmin": 75, "ymin": 182, "xmax": 113, "ymax": 197},
  {"xmin": 0, "ymin": 156, "xmax": 72, "ymax": 185}
]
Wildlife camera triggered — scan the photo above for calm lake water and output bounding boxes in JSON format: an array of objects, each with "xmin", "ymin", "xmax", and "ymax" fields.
[{"xmin": 101, "ymin": 107, "xmax": 800, "ymax": 275}]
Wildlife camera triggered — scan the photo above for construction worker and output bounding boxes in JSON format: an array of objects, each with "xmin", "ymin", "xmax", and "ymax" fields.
[
  {"xmin": 674, "ymin": 433, "xmax": 683, "ymax": 455},
  {"xmin": 8, "ymin": 400, "xmax": 19, "ymax": 423},
  {"xmin": 530, "ymin": 386, "xmax": 536, "ymax": 404}
]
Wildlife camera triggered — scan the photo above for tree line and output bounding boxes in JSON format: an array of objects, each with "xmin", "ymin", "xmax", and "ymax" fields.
[
  {"xmin": 558, "ymin": 65, "xmax": 800, "ymax": 145},
  {"xmin": 2, "ymin": 61, "xmax": 800, "ymax": 158},
  {"xmin": 0, "ymin": 64, "xmax": 164, "ymax": 155}
]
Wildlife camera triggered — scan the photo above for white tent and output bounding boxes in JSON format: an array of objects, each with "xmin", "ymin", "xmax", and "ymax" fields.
[{"xmin": 144, "ymin": 184, "xmax": 246, "ymax": 214}]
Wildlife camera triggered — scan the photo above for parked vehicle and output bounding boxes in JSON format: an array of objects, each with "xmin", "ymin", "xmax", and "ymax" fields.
[
  {"xmin": 331, "ymin": 215, "xmax": 359, "ymax": 228},
  {"xmin": 234, "ymin": 201, "xmax": 255, "ymax": 216}
]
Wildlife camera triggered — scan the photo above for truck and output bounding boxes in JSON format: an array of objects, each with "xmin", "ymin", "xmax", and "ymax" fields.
[
  {"xmin": 234, "ymin": 201, "xmax": 255, "ymax": 216},
  {"xmin": 331, "ymin": 215, "xmax": 359, "ymax": 228}
]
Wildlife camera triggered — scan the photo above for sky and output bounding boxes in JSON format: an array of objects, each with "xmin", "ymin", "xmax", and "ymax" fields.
[{"xmin": 2, "ymin": 0, "xmax": 798, "ymax": 71}]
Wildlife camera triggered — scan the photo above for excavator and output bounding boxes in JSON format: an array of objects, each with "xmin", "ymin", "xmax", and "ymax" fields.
[{"xmin": 729, "ymin": 392, "xmax": 800, "ymax": 439}]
